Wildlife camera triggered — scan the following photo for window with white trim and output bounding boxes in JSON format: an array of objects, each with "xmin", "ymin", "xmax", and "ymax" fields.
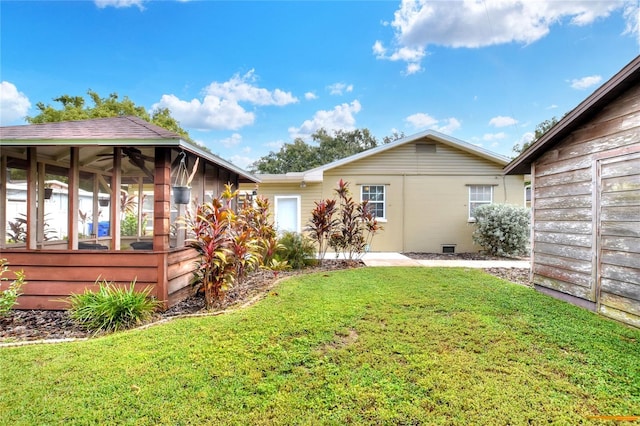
[
  {"xmin": 361, "ymin": 185, "xmax": 385, "ymax": 220},
  {"xmin": 468, "ymin": 185, "xmax": 493, "ymax": 220}
]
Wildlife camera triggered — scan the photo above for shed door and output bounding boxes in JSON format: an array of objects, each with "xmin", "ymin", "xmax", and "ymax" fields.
[{"xmin": 596, "ymin": 152, "xmax": 640, "ymax": 326}]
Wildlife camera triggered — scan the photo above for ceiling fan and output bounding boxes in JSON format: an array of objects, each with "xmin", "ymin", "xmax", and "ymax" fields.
[{"xmin": 95, "ymin": 147, "xmax": 154, "ymax": 180}]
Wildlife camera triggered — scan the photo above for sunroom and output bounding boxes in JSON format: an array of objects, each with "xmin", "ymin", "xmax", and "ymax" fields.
[{"xmin": 0, "ymin": 116, "xmax": 259, "ymax": 310}]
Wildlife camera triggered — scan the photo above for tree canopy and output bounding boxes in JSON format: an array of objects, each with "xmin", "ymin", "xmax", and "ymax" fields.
[
  {"xmin": 512, "ymin": 116, "xmax": 561, "ymax": 156},
  {"xmin": 250, "ymin": 128, "xmax": 403, "ymax": 174},
  {"xmin": 27, "ymin": 90, "xmax": 191, "ymax": 141}
]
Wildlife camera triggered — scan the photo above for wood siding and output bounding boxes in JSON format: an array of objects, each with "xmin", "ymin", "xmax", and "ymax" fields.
[
  {"xmin": 532, "ymin": 81, "xmax": 640, "ymax": 327},
  {"xmin": 3, "ymin": 247, "xmax": 199, "ymax": 310},
  {"xmin": 329, "ymin": 141, "xmax": 503, "ymax": 176}
]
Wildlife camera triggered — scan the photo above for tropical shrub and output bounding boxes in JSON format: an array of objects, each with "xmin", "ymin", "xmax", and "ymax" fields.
[
  {"xmin": 472, "ymin": 203, "xmax": 530, "ymax": 257},
  {"xmin": 308, "ymin": 179, "xmax": 382, "ymax": 263},
  {"xmin": 0, "ymin": 259, "xmax": 25, "ymax": 316},
  {"xmin": 182, "ymin": 184, "xmax": 276, "ymax": 308},
  {"xmin": 276, "ymin": 231, "xmax": 316, "ymax": 269},
  {"xmin": 68, "ymin": 279, "xmax": 159, "ymax": 333},
  {"xmin": 307, "ymin": 199, "xmax": 337, "ymax": 262}
]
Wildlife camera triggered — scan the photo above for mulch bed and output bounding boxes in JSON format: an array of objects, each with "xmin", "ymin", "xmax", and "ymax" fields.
[{"xmin": 0, "ymin": 255, "xmax": 530, "ymax": 343}]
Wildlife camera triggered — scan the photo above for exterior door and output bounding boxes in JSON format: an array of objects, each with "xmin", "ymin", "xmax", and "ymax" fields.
[
  {"xmin": 596, "ymin": 151, "xmax": 640, "ymax": 327},
  {"xmin": 274, "ymin": 196, "xmax": 301, "ymax": 233}
]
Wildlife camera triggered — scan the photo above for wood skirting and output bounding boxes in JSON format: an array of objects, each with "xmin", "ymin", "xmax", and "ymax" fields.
[{"xmin": 3, "ymin": 248, "xmax": 199, "ymax": 310}]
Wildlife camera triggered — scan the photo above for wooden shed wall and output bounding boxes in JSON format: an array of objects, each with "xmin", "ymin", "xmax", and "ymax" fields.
[{"xmin": 532, "ymin": 81, "xmax": 640, "ymax": 327}]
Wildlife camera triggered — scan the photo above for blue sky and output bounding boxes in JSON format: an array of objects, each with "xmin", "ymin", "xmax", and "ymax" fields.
[{"xmin": 1, "ymin": 1, "xmax": 639, "ymax": 169}]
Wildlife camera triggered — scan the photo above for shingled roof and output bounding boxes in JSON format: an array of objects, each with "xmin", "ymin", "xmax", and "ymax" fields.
[{"xmin": 0, "ymin": 116, "xmax": 181, "ymax": 141}]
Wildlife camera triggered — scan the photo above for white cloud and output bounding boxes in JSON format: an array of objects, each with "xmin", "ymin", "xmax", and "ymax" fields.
[
  {"xmin": 327, "ymin": 83, "xmax": 354, "ymax": 96},
  {"xmin": 226, "ymin": 154, "xmax": 255, "ymax": 170},
  {"xmin": 483, "ymin": 132, "xmax": 507, "ymax": 142},
  {"xmin": 206, "ymin": 70, "xmax": 298, "ymax": 106},
  {"xmin": 489, "ymin": 116, "xmax": 518, "ymax": 127},
  {"xmin": 0, "ymin": 81, "xmax": 31, "ymax": 125},
  {"xmin": 546, "ymin": 104, "xmax": 559, "ymax": 110},
  {"xmin": 289, "ymin": 100, "xmax": 362, "ymax": 140},
  {"xmin": 405, "ymin": 113, "xmax": 461, "ymax": 134},
  {"xmin": 94, "ymin": 0, "xmax": 145, "ymax": 9},
  {"xmin": 375, "ymin": 0, "xmax": 633, "ymax": 73},
  {"xmin": 153, "ymin": 70, "xmax": 297, "ymax": 131},
  {"xmin": 405, "ymin": 112, "xmax": 438, "ymax": 129},
  {"xmin": 569, "ymin": 75, "xmax": 602, "ymax": 90},
  {"xmin": 434, "ymin": 117, "xmax": 461, "ymax": 134},
  {"xmin": 305, "ymin": 92, "xmax": 318, "ymax": 100},
  {"xmin": 153, "ymin": 94, "xmax": 254, "ymax": 130},
  {"xmin": 218, "ymin": 133, "xmax": 242, "ymax": 149}
]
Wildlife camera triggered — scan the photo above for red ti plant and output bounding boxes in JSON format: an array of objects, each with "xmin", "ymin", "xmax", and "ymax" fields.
[
  {"xmin": 182, "ymin": 184, "xmax": 267, "ymax": 309},
  {"xmin": 307, "ymin": 179, "xmax": 382, "ymax": 263},
  {"xmin": 307, "ymin": 198, "xmax": 337, "ymax": 265}
]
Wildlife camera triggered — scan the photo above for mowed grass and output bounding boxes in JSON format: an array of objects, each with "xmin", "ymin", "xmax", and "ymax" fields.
[{"xmin": 1, "ymin": 267, "xmax": 639, "ymax": 425}]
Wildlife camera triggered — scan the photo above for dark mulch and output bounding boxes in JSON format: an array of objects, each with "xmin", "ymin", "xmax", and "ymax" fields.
[
  {"xmin": 0, "ymin": 255, "xmax": 531, "ymax": 344},
  {"xmin": 0, "ymin": 260, "xmax": 362, "ymax": 343}
]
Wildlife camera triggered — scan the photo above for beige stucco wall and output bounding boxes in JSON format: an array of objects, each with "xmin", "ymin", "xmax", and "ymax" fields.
[{"xmin": 242, "ymin": 138, "xmax": 526, "ymax": 253}]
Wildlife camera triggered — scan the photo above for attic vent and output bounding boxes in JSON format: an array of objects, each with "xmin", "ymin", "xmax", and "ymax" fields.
[{"xmin": 416, "ymin": 143, "xmax": 436, "ymax": 153}]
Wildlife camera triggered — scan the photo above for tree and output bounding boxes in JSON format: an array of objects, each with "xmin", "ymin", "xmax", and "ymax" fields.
[
  {"xmin": 512, "ymin": 116, "xmax": 560, "ymax": 155},
  {"xmin": 250, "ymin": 128, "xmax": 388, "ymax": 174},
  {"xmin": 27, "ymin": 90, "xmax": 191, "ymax": 141}
]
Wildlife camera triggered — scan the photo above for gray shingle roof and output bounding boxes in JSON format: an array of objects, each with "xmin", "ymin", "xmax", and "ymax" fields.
[{"xmin": 0, "ymin": 116, "xmax": 181, "ymax": 141}]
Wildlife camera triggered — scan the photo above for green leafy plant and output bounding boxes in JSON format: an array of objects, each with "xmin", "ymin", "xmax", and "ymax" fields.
[
  {"xmin": 262, "ymin": 258, "xmax": 291, "ymax": 278},
  {"xmin": 472, "ymin": 203, "xmax": 530, "ymax": 257},
  {"xmin": 307, "ymin": 199, "xmax": 337, "ymax": 263},
  {"xmin": 182, "ymin": 184, "xmax": 275, "ymax": 308},
  {"xmin": 121, "ymin": 212, "xmax": 147, "ymax": 237},
  {"xmin": 308, "ymin": 179, "xmax": 382, "ymax": 262},
  {"xmin": 0, "ymin": 259, "xmax": 25, "ymax": 316},
  {"xmin": 67, "ymin": 279, "xmax": 159, "ymax": 333},
  {"xmin": 276, "ymin": 231, "xmax": 317, "ymax": 269}
]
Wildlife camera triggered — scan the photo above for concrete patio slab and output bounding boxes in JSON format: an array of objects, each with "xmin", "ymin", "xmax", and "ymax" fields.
[{"xmin": 358, "ymin": 253, "xmax": 530, "ymax": 268}]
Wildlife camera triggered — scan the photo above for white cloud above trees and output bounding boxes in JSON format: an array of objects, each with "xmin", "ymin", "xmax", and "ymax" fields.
[
  {"xmin": 288, "ymin": 100, "xmax": 362, "ymax": 140},
  {"xmin": 0, "ymin": 81, "xmax": 31, "ymax": 125},
  {"xmin": 374, "ymin": 0, "xmax": 638, "ymax": 74},
  {"xmin": 153, "ymin": 70, "xmax": 297, "ymax": 131}
]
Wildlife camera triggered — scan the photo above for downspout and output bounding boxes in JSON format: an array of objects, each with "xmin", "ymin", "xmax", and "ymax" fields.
[{"xmin": 402, "ymin": 174, "xmax": 406, "ymax": 253}]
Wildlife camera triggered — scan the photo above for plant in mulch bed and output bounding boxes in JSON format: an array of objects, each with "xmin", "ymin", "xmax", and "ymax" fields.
[
  {"xmin": 0, "ymin": 259, "xmax": 25, "ymax": 317},
  {"xmin": 67, "ymin": 279, "xmax": 159, "ymax": 333},
  {"xmin": 181, "ymin": 184, "xmax": 277, "ymax": 309},
  {"xmin": 308, "ymin": 179, "xmax": 383, "ymax": 264}
]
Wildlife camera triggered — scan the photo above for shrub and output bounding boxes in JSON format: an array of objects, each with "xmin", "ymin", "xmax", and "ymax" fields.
[
  {"xmin": 472, "ymin": 203, "xmax": 530, "ymax": 257},
  {"xmin": 68, "ymin": 279, "xmax": 159, "ymax": 333},
  {"xmin": 308, "ymin": 179, "xmax": 382, "ymax": 263},
  {"xmin": 277, "ymin": 231, "xmax": 316, "ymax": 269},
  {"xmin": 182, "ymin": 184, "xmax": 275, "ymax": 308},
  {"xmin": 0, "ymin": 259, "xmax": 25, "ymax": 316}
]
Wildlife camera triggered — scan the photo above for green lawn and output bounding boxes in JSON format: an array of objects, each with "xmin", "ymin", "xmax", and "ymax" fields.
[{"xmin": 1, "ymin": 268, "xmax": 638, "ymax": 425}]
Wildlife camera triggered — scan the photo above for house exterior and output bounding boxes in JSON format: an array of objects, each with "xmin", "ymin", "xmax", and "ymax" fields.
[
  {"xmin": 505, "ymin": 55, "xmax": 640, "ymax": 328},
  {"xmin": 0, "ymin": 116, "xmax": 259, "ymax": 310},
  {"xmin": 243, "ymin": 130, "xmax": 526, "ymax": 253}
]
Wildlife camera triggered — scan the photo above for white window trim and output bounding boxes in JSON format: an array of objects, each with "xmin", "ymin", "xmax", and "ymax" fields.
[
  {"xmin": 468, "ymin": 185, "xmax": 493, "ymax": 222},
  {"xmin": 274, "ymin": 195, "xmax": 301, "ymax": 233},
  {"xmin": 360, "ymin": 184, "xmax": 386, "ymax": 221}
]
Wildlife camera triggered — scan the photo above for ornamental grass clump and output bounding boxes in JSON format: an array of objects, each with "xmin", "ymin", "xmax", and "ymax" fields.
[
  {"xmin": 68, "ymin": 279, "xmax": 159, "ymax": 333},
  {"xmin": 472, "ymin": 203, "xmax": 530, "ymax": 257},
  {"xmin": 0, "ymin": 259, "xmax": 25, "ymax": 316}
]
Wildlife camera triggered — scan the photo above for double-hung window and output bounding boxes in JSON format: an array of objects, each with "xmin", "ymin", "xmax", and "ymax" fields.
[
  {"xmin": 361, "ymin": 185, "xmax": 385, "ymax": 220},
  {"xmin": 468, "ymin": 185, "xmax": 493, "ymax": 221}
]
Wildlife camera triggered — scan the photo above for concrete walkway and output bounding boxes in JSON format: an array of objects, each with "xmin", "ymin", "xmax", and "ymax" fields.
[{"xmin": 359, "ymin": 252, "xmax": 530, "ymax": 268}]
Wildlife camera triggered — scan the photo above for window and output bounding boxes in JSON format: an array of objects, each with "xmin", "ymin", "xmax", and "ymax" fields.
[
  {"xmin": 361, "ymin": 185, "xmax": 385, "ymax": 220},
  {"xmin": 468, "ymin": 185, "xmax": 493, "ymax": 220}
]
